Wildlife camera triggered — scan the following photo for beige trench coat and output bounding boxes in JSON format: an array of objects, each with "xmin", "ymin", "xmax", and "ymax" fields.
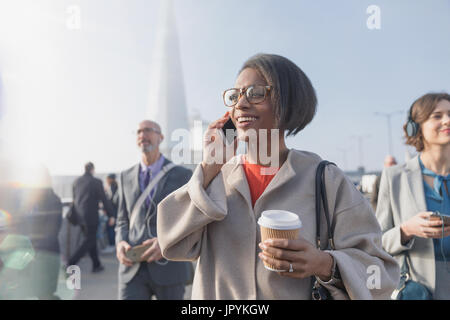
[{"xmin": 157, "ymin": 150, "xmax": 399, "ymax": 299}]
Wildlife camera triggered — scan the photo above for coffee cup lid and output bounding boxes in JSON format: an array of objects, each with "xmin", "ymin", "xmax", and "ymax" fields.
[{"xmin": 257, "ymin": 210, "xmax": 302, "ymax": 230}]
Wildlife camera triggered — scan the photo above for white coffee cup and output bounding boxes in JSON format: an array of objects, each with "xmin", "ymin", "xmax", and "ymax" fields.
[{"xmin": 258, "ymin": 210, "xmax": 302, "ymax": 272}]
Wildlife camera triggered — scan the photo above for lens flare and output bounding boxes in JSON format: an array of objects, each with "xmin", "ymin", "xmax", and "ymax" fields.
[{"xmin": 0, "ymin": 209, "xmax": 12, "ymax": 230}]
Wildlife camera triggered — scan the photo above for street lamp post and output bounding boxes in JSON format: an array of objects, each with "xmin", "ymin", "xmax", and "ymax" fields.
[
  {"xmin": 351, "ymin": 134, "xmax": 371, "ymax": 170},
  {"xmin": 337, "ymin": 147, "xmax": 350, "ymax": 171},
  {"xmin": 374, "ymin": 110, "xmax": 404, "ymax": 156}
]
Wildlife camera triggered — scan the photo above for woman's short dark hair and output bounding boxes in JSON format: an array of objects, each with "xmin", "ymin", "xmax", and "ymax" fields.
[
  {"xmin": 239, "ymin": 53, "xmax": 317, "ymax": 136},
  {"xmin": 404, "ymin": 92, "xmax": 450, "ymax": 152}
]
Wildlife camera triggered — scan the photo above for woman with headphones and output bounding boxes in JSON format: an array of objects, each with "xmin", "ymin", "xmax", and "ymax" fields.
[
  {"xmin": 157, "ymin": 53, "xmax": 399, "ymax": 300},
  {"xmin": 376, "ymin": 92, "xmax": 450, "ymax": 299}
]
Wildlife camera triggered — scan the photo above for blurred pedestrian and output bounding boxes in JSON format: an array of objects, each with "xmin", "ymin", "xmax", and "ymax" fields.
[
  {"xmin": 24, "ymin": 165, "xmax": 63, "ymax": 299},
  {"xmin": 102, "ymin": 173, "xmax": 118, "ymax": 253},
  {"xmin": 0, "ymin": 164, "xmax": 62, "ymax": 299},
  {"xmin": 376, "ymin": 92, "xmax": 450, "ymax": 299},
  {"xmin": 115, "ymin": 120, "xmax": 192, "ymax": 300},
  {"xmin": 67, "ymin": 162, "xmax": 114, "ymax": 273},
  {"xmin": 371, "ymin": 155, "xmax": 397, "ymax": 211}
]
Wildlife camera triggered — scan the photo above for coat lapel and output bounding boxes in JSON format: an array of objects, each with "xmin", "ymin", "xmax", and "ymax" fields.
[
  {"xmin": 405, "ymin": 155, "xmax": 427, "ymax": 213},
  {"xmin": 227, "ymin": 166, "xmax": 252, "ymax": 208},
  {"xmin": 224, "ymin": 152, "xmax": 298, "ymax": 213},
  {"xmin": 150, "ymin": 158, "xmax": 172, "ymax": 206},
  {"xmin": 126, "ymin": 164, "xmax": 142, "ymax": 219},
  {"xmin": 255, "ymin": 150, "xmax": 297, "ymax": 202},
  {"xmin": 225, "ymin": 157, "xmax": 253, "ymax": 210}
]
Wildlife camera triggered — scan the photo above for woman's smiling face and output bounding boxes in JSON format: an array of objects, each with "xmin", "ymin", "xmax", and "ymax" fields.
[
  {"xmin": 230, "ymin": 68, "xmax": 278, "ymax": 141},
  {"xmin": 421, "ymin": 99, "xmax": 450, "ymax": 149}
]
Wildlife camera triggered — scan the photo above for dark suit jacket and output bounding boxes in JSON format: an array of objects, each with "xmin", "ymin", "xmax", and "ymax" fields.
[
  {"xmin": 28, "ymin": 188, "xmax": 62, "ymax": 253},
  {"xmin": 115, "ymin": 158, "xmax": 192, "ymax": 285},
  {"xmin": 73, "ymin": 173, "xmax": 113, "ymax": 226},
  {"xmin": 106, "ymin": 184, "xmax": 119, "ymax": 219}
]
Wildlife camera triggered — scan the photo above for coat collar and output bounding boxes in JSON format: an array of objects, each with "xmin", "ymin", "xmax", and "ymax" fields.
[
  {"xmin": 128, "ymin": 157, "xmax": 172, "ymax": 190},
  {"xmin": 126, "ymin": 164, "xmax": 141, "ymax": 208},
  {"xmin": 405, "ymin": 154, "xmax": 427, "ymax": 212},
  {"xmin": 224, "ymin": 150, "xmax": 299, "ymax": 211},
  {"xmin": 152, "ymin": 157, "xmax": 172, "ymax": 202},
  {"xmin": 124, "ymin": 157, "xmax": 173, "ymax": 217},
  {"xmin": 225, "ymin": 156, "xmax": 252, "ymax": 209}
]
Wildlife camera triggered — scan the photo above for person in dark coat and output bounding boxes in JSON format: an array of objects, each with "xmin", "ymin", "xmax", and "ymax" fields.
[
  {"xmin": 0, "ymin": 164, "xmax": 62, "ymax": 299},
  {"xmin": 115, "ymin": 120, "xmax": 193, "ymax": 300},
  {"xmin": 103, "ymin": 173, "xmax": 119, "ymax": 252},
  {"xmin": 26, "ymin": 185, "xmax": 63, "ymax": 299},
  {"xmin": 67, "ymin": 162, "xmax": 114, "ymax": 272}
]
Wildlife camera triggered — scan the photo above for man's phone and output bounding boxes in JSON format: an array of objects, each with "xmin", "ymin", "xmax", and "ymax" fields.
[
  {"xmin": 125, "ymin": 243, "xmax": 152, "ymax": 262},
  {"xmin": 429, "ymin": 212, "xmax": 450, "ymax": 226},
  {"xmin": 220, "ymin": 118, "xmax": 237, "ymax": 145}
]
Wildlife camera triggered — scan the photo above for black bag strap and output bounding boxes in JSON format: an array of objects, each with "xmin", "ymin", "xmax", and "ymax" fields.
[{"xmin": 315, "ymin": 160, "xmax": 336, "ymax": 250}]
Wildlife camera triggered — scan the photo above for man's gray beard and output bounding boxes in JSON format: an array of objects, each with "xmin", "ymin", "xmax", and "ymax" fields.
[{"xmin": 141, "ymin": 144, "xmax": 156, "ymax": 153}]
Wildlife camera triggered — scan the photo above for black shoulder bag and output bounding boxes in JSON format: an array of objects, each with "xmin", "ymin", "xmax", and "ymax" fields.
[
  {"xmin": 66, "ymin": 184, "xmax": 80, "ymax": 226},
  {"xmin": 311, "ymin": 160, "xmax": 338, "ymax": 300},
  {"xmin": 66, "ymin": 203, "xmax": 80, "ymax": 226}
]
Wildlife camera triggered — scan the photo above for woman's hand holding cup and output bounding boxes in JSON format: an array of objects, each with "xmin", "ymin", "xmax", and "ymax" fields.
[
  {"xmin": 258, "ymin": 237, "xmax": 334, "ymax": 281},
  {"xmin": 257, "ymin": 210, "xmax": 334, "ymax": 281}
]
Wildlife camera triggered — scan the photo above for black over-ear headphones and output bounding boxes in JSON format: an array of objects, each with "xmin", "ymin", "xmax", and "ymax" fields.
[{"xmin": 405, "ymin": 102, "xmax": 419, "ymax": 137}]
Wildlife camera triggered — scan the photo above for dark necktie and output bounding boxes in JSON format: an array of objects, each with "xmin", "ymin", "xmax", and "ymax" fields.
[{"xmin": 143, "ymin": 170, "xmax": 152, "ymax": 208}]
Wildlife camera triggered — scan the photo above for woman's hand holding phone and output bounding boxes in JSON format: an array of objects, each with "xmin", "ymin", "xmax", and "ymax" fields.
[
  {"xmin": 400, "ymin": 211, "xmax": 450, "ymax": 244},
  {"xmin": 201, "ymin": 112, "xmax": 237, "ymax": 189}
]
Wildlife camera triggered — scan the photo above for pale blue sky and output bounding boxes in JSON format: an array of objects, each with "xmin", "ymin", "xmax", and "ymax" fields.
[{"xmin": 0, "ymin": 0, "xmax": 449, "ymax": 175}]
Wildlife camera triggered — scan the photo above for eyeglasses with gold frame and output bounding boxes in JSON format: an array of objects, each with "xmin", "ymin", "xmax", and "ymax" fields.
[{"xmin": 222, "ymin": 85, "xmax": 272, "ymax": 107}]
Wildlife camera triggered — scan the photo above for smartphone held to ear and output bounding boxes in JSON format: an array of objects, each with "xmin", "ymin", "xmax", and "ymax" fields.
[{"xmin": 219, "ymin": 118, "xmax": 237, "ymax": 145}]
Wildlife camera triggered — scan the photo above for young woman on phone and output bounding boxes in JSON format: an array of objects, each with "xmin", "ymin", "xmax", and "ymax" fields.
[{"xmin": 157, "ymin": 53, "xmax": 399, "ymax": 299}]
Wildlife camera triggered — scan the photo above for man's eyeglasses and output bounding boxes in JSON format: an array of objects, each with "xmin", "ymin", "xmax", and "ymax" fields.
[
  {"xmin": 222, "ymin": 85, "xmax": 272, "ymax": 107},
  {"xmin": 136, "ymin": 127, "xmax": 161, "ymax": 135}
]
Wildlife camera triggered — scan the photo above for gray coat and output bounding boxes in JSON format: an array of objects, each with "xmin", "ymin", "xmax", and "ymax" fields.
[
  {"xmin": 115, "ymin": 158, "xmax": 192, "ymax": 285},
  {"xmin": 376, "ymin": 155, "xmax": 436, "ymax": 294}
]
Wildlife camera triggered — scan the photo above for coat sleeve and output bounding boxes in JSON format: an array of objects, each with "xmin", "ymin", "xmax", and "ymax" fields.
[
  {"xmin": 319, "ymin": 165, "xmax": 400, "ymax": 300},
  {"xmin": 115, "ymin": 171, "xmax": 129, "ymax": 244},
  {"xmin": 157, "ymin": 164, "xmax": 228, "ymax": 261},
  {"xmin": 375, "ymin": 168, "xmax": 415, "ymax": 256},
  {"xmin": 370, "ymin": 175, "xmax": 381, "ymax": 210}
]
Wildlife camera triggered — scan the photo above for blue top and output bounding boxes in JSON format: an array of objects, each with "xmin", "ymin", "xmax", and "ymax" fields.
[{"xmin": 418, "ymin": 156, "xmax": 450, "ymax": 261}]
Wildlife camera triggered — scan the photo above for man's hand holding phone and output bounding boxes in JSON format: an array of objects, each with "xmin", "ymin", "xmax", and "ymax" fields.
[
  {"xmin": 116, "ymin": 240, "xmax": 134, "ymax": 267},
  {"xmin": 118, "ymin": 239, "xmax": 164, "ymax": 264},
  {"xmin": 139, "ymin": 238, "xmax": 163, "ymax": 263}
]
